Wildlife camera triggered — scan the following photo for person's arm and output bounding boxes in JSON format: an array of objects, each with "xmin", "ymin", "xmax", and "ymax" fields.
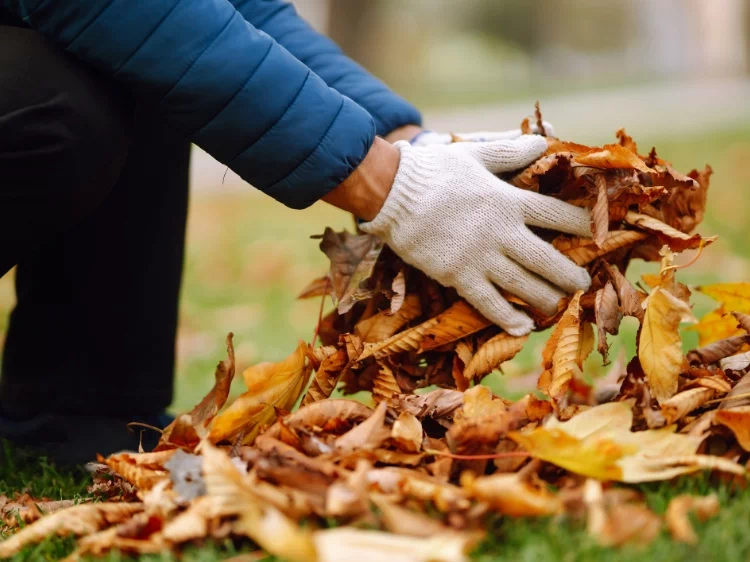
[
  {"xmin": 232, "ymin": 0, "xmax": 422, "ymax": 139},
  {"xmin": 4, "ymin": 0, "xmax": 375, "ymax": 209}
]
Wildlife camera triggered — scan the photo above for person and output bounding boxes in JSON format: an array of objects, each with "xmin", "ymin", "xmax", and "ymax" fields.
[{"xmin": 0, "ymin": 0, "xmax": 592, "ymax": 464}]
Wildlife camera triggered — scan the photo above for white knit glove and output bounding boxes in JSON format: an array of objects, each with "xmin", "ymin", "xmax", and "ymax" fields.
[
  {"xmin": 360, "ymin": 136, "xmax": 592, "ymax": 336},
  {"xmin": 410, "ymin": 121, "xmax": 555, "ymax": 146}
]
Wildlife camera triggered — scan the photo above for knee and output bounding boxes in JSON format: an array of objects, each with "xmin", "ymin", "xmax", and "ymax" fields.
[
  {"xmin": 0, "ymin": 28, "xmax": 133, "ymax": 218},
  {"xmin": 53, "ymin": 88, "xmax": 133, "ymax": 217}
]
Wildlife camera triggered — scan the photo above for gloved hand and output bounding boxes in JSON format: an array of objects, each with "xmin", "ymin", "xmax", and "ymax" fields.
[
  {"xmin": 360, "ymin": 136, "xmax": 592, "ymax": 336},
  {"xmin": 410, "ymin": 121, "xmax": 555, "ymax": 146}
]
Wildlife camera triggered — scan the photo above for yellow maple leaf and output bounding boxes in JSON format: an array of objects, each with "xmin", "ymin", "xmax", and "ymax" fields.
[
  {"xmin": 687, "ymin": 307, "xmax": 743, "ymax": 346},
  {"xmin": 697, "ymin": 283, "xmax": 750, "ymax": 314}
]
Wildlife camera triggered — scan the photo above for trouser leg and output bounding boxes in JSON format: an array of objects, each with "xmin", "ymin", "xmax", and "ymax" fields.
[{"xmin": 0, "ymin": 27, "xmax": 191, "ymax": 418}]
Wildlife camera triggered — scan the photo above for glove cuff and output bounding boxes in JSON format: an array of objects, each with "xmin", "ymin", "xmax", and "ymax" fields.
[{"xmin": 359, "ymin": 141, "xmax": 438, "ymax": 237}]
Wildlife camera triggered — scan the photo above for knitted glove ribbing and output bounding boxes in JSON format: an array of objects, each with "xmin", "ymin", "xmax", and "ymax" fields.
[{"xmin": 360, "ymin": 136, "xmax": 592, "ymax": 336}]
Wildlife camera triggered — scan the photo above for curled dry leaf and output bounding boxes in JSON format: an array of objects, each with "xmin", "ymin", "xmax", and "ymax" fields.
[
  {"xmin": 623, "ymin": 211, "xmax": 716, "ymax": 252},
  {"xmin": 201, "ymin": 443, "xmax": 317, "ymax": 562},
  {"xmin": 591, "ymin": 175, "xmax": 609, "ymax": 247},
  {"xmin": 715, "ymin": 371, "xmax": 750, "ymax": 450},
  {"xmin": 317, "ymin": 228, "xmax": 384, "ymax": 314},
  {"xmin": 538, "ymin": 292, "xmax": 592, "ymax": 399},
  {"xmin": 371, "ymin": 495, "xmax": 452, "ymax": 538},
  {"xmin": 391, "ymin": 389, "xmax": 464, "ymax": 421},
  {"xmin": 313, "ymin": 527, "xmax": 478, "ymax": 562},
  {"xmin": 595, "ymin": 282, "xmax": 621, "ymax": 363},
  {"xmin": 687, "ymin": 334, "xmax": 750, "ymax": 365},
  {"xmin": 583, "ymin": 479, "xmax": 661, "ymax": 547},
  {"xmin": 157, "ymin": 333, "xmax": 236, "ymax": 451},
  {"xmin": 0, "ymin": 503, "xmax": 144, "ymax": 558},
  {"xmin": 355, "ymin": 294, "xmax": 422, "ymax": 344},
  {"xmin": 463, "ymin": 332, "xmax": 528, "ymax": 381},
  {"xmin": 463, "ymin": 473, "xmax": 561, "ymax": 517},
  {"xmin": 639, "ymin": 287, "xmax": 695, "ymax": 403},
  {"xmin": 388, "ymin": 270, "xmax": 406, "ymax": 315},
  {"xmin": 302, "ymin": 346, "xmax": 348, "ymax": 406},
  {"xmin": 209, "ymin": 341, "xmax": 313, "ymax": 444},
  {"xmin": 665, "ymin": 494, "xmax": 720, "ymax": 544},
  {"xmin": 358, "ymin": 301, "xmax": 489, "ymax": 361},
  {"xmin": 553, "ymin": 231, "xmax": 648, "ymax": 266},
  {"xmin": 335, "ymin": 401, "xmax": 390, "ymax": 453},
  {"xmin": 660, "ymin": 387, "xmax": 714, "ymax": 425},
  {"xmin": 391, "ymin": 412, "xmax": 423, "ymax": 453},
  {"xmin": 372, "ymin": 363, "xmax": 401, "ymax": 405}
]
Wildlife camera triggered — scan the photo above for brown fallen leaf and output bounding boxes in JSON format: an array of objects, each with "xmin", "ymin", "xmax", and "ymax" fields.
[
  {"xmin": 316, "ymin": 228, "xmax": 384, "ymax": 314},
  {"xmin": 595, "ymin": 282, "xmax": 621, "ymax": 363},
  {"xmin": 665, "ymin": 494, "xmax": 719, "ymax": 544},
  {"xmin": 335, "ymin": 401, "xmax": 390, "ymax": 453},
  {"xmin": 388, "ymin": 270, "xmax": 406, "ymax": 315},
  {"xmin": 0, "ymin": 503, "xmax": 144, "ymax": 558},
  {"xmin": 583, "ymin": 479, "xmax": 661, "ymax": 547},
  {"xmin": 302, "ymin": 346, "xmax": 348, "ymax": 406},
  {"xmin": 391, "ymin": 412, "xmax": 423, "ymax": 453},
  {"xmin": 463, "ymin": 332, "xmax": 528, "ymax": 381},
  {"xmin": 553, "ymin": 231, "xmax": 648, "ymax": 266},
  {"xmin": 623, "ymin": 211, "xmax": 716, "ymax": 252},
  {"xmin": 660, "ymin": 387, "xmax": 714, "ymax": 425},
  {"xmin": 313, "ymin": 527, "xmax": 478, "ymax": 562},
  {"xmin": 538, "ymin": 292, "xmax": 592, "ymax": 399},
  {"xmin": 687, "ymin": 335, "xmax": 750, "ymax": 365},
  {"xmin": 463, "ymin": 472, "xmax": 561, "ymax": 517},
  {"xmin": 391, "ymin": 390, "xmax": 464, "ymax": 422},
  {"xmin": 371, "ymin": 495, "xmax": 452, "ymax": 538},
  {"xmin": 355, "ymin": 294, "xmax": 422, "ymax": 344},
  {"xmin": 715, "ymin": 371, "xmax": 750, "ymax": 450},
  {"xmin": 201, "ymin": 443, "xmax": 317, "ymax": 562},
  {"xmin": 0, "ymin": 496, "xmax": 81, "ymax": 528},
  {"xmin": 591, "ymin": 175, "xmax": 609, "ymax": 247},
  {"xmin": 358, "ymin": 301, "xmax": 489, "ymax": 361},
  {"xmin": 372, "ymin": 363, "xmax": 402, "ymax": 405}
]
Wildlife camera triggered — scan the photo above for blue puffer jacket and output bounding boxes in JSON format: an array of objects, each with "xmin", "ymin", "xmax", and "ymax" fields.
[{"xmin": 2, "ymin": 0, "xmax": 421, "ymax": 209}]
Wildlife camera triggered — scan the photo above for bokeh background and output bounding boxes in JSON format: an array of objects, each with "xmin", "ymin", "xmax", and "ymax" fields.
[{"xmin": 1, "ymin": 0, "xmax": 749, "ymax": 412}]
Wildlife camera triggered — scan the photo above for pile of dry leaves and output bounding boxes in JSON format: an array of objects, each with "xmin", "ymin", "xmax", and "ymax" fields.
[{"xmin": 3, "ymin": 109, "xmax": 750, "ymax": 562}]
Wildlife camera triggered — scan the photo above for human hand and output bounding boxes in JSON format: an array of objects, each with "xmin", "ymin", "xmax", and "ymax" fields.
[{"xmin": 359, "ymin": 136, "xmax": 591, "ymax": 336}]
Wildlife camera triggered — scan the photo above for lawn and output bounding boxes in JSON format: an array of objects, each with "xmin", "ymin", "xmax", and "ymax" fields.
[{"xmin": 1, "ymin": 125, "xmax": 749, "ymax": 560}]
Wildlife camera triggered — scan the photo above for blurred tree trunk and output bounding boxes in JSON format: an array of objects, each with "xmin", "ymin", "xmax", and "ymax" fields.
[{"xmin": 326, "ymin": 0, "xmax": 381, "ymax": 72}]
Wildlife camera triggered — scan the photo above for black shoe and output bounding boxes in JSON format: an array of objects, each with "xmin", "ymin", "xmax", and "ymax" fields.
[{"xmin": 0, "ymin": 411, "xmax": 173, "ymax": 466}]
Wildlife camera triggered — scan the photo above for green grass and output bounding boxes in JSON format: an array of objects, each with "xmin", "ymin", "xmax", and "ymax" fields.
[{"xmin": 0, "ymin": 126, "xmax": 749, "ymax": 560}]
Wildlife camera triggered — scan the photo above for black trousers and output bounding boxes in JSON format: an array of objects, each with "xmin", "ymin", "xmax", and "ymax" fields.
[{"xmin": 0, "ymin": 26, "xmax": 189, "ymax": 417}]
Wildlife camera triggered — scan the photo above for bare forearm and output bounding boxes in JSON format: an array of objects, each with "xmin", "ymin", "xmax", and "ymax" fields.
[{"xmin": 322, "ymin": 137, "xmax": 400, "ymax": 221}]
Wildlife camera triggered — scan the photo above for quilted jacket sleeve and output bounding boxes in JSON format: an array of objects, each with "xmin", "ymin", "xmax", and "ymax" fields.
[
  {"xmin": 4, "ymin": 0, "xmax": 376, "ymax": 209},
  {"xmin": 232, "ymin": 0, "xmax": 422, "ymax": 138}
]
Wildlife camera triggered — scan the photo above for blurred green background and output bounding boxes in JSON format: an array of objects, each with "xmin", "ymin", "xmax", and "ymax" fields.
[{"xmin": 0, "ymin": 0, "xmax": 748, "ymax": 413}]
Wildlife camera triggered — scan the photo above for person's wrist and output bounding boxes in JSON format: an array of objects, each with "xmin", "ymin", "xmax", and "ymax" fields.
[
  {"xmin": 322, "ymin": 137, "xmax": 400, "ymax": 221},
  {"xmin": 384, "ymin": 124, "xmax": 423, "ymax": 144}
]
